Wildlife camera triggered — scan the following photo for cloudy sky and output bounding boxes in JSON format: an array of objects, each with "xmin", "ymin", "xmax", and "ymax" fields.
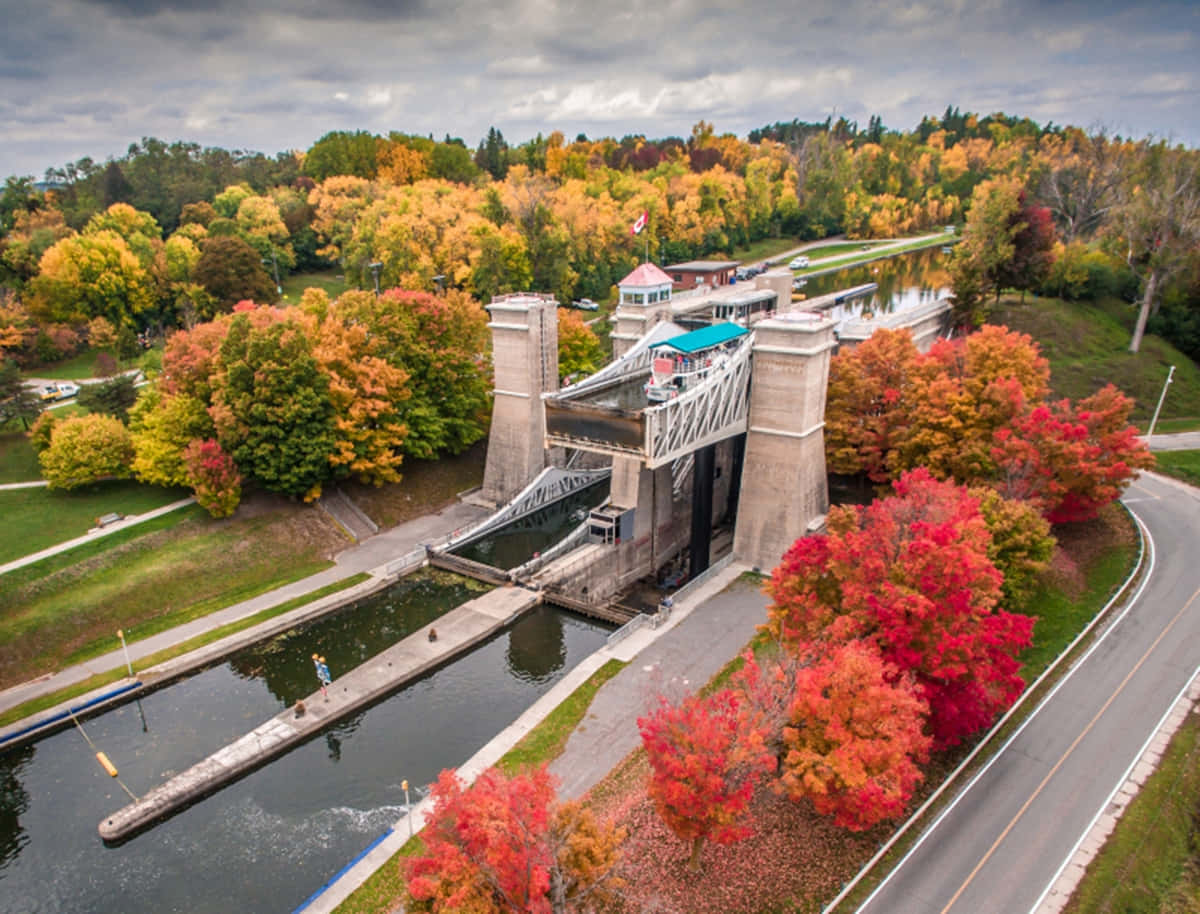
[{"xmin": 2, "ymin": 0, "xmax": 1197, "ymax": 179}]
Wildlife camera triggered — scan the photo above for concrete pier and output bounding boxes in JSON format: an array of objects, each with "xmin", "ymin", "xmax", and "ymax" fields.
[{"xmin": 98, "ymin": 585, "xmax": 540, "ymax": 843}]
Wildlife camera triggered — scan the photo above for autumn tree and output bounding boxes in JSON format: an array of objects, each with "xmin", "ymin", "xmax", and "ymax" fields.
[
  {"xmin": 766, "ymin": 469, "xmax": 1034, "ymax": 748},
  {"xmin": 182, "ymin": 437, "xmax": 242, "ymax": 517},
  {"xmin": 638, "ymin": 688, "xmax": 774, "ymax": 869},
  {"xmin": 39, "ymin": 413, "xmax": 135, "ymax": 489},
  {"xmin": 966, "ymin": 486, "xmax": 1054, "ymax": 608},
  {"xmin": 209, "ymin": 308, "xmax": 337, "ymax": 500},
  {"xmin": 950, "ymin": 178, "xmax": 1023, "ymax": 318},
  {"xmin": 312, "ymin": 309, "xmax": 410, "ymax": 485},
  {"xmin": 824, "ymin": 328, "xmax": 921, "ymax": 481},
  {"xmin": 1036, "ymin": 129, "xmax": 1126, "ymax": 242},
  {"xmin": 30, "ymin": 230, "xmax": 157, "ymax": 327},
  {"xmin": 341, "ymin": 289, "xmax": 490, "ymax": 459},
  {"xmin": 994, "ymin": 384, "xmax": 1154, "ymax": 523},
  {"xmin": 994, "ymin": 192, "xmax": 1057, "ymax": 301},
  {"xmin": 129, "ymin": 386, "xmax": 215, "ymax": 488},
  {"xmin": 405, "ymin": 766, "xmax": 626, "ymax": 914},
  {"xmin": 779, "ymin": 640, "xmax": 931, "ymax": 831},
  {"xmin": 557, "ymin": 310, "xmax": 605, "ymax": 381}
]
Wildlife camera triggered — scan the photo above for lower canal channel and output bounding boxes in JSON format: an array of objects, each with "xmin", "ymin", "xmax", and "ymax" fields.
[{"xmin": 0, "ymin": 569, "xmax": 613, "ymax": 913}]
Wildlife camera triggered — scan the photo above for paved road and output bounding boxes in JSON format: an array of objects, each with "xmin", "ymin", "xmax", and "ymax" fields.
[{"xmin": 858, "ymin": 471, "xmax": 1200, "ymax": 914}]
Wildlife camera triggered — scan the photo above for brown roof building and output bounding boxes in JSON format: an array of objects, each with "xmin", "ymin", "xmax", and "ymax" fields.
[{"xmin": 662, "ymin": 260, "xmax": 739, "ymax": 291}]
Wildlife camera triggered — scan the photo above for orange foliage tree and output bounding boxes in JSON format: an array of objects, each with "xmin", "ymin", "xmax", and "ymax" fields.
[
  {"xmin": 779, "ymin": 640, "xmax": 931, "ymax": 830},
  {"xmin": 405, "ymin": 766, "xmax": 625, "ymax": 914}
]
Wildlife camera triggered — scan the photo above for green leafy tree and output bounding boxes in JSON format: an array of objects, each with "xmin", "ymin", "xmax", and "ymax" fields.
[
  {"xmin": 969, "ymin": 486, "xmax": 1055, "ymax": 609},
  {"xmin": 0, "ymin": 359, "xmax": 43, "ymax": 430},
  {"xmin": 39, "ymin": 414, "xmax": 134, "ymax": 489},
  {"xmin": 210, "ymin": 308, "xmax": 337, "ymax": 500},
  {"xmin": 76, "ymin": 374, "xmax": 138, "ymax": 421},
  {"xmin": 28, "ymin": 411, "xmax": 56, "ymax": 454}
]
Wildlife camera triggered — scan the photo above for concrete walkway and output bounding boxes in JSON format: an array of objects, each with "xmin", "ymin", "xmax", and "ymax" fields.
[
  {"xmin": 1146, "ymin": 431, "xmax": 1200, "ymax": 451},
  {"xmin": 0, "ymin": 499, "xmax": 488, "ymax": 716}
]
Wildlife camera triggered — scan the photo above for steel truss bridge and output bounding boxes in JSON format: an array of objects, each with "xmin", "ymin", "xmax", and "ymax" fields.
[
  {"xmin": 438, "ymin": 465, "xmax": 611, "ymax": 551},
  {"xmin": 544, "ymin": 322, "xmax": 755, "ymax": 468}
]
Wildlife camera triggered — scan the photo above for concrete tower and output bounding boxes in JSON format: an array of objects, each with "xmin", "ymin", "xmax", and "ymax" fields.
[
  {"xmin": 733, "ymin": 311, "xmax": 836, "ymax": 572},
  {"xmin": 480, "ymin": 293, "xmax": 559, "ymax": 506}
]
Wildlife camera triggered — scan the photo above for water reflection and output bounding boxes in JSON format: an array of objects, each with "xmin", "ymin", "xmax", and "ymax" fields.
[
  {"xmin": 801, "ymin": 246, "xmax": 953, "ymax": 325},
  {"xmin": 226, "ymin": 570, "xmax": 487, "ymax": 706},
  {"xmin": 0, "ymin": 746, "xmax": 30, "ymax": 869},
  {"xmin": 506, "ymin": 605, "xmax": 566, "ymax": 683}
]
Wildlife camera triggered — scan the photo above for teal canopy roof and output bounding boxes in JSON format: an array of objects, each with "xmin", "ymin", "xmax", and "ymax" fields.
[{"xmin": 649, "ymin": 321, "xmax": 748, "ymax": 355}]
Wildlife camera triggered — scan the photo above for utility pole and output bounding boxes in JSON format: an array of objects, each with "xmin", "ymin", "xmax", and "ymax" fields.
[{"xmin": 1146, "ymin": 364, "xmax": 1175, "ymax": 441}]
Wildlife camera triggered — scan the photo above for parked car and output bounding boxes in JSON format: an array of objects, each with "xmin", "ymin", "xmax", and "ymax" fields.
[
  {"xmin": 788, "ymin": 255, "xmax": 810, "ymax": 269},
  {"xmin": 39, "ymin": 381, "xmax": 80, "ymax": 402},
  {"xmin": 734, "ymin": 267, "xmax": 753, "ymax": 281},
  {"xmin": 571, "ymin": 298, "xmax": 599, "ymax": 311}
]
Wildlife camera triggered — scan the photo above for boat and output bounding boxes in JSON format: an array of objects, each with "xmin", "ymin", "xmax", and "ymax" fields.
[{"xmin": 643, "ymin": 322, "xmax": 749, "ymax": 403}]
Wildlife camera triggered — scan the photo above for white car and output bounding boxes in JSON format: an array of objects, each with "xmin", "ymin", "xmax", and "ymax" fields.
[
  {"xmin": 788, "ymin": 255, "xmax": 810, "ymax": 269},
  {"xmin": 39, "ymin": 381, "xmax": 80, "ymax": 402}
]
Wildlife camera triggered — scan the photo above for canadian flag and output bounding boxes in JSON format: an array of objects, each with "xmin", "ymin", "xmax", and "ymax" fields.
[{"xmin": 630, "ymin": 210, "xmax": 648, "ymax": 235}]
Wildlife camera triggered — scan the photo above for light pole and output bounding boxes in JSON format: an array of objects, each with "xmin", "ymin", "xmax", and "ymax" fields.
[
  {"xmin": 368, "ymin": 261, "xmax": 383, "ymax": 297},
  {"xmin": 116, "ymin": 629, "xmax": 134, "ymax": 677},
  {"xmin": 1146, "ymin": 364, "xmax": 1175, "ymax": 441}
]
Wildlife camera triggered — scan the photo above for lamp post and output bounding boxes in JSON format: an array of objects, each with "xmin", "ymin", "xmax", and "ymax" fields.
[
  {"xmin": 432, "ymin": 274, "xmax": 445, "ymax": 295},
  {"xmin": 116, "ymin": 629, "xmax": 133, "ymax": 677},
  {"xmin": 368, "ymin": 261, "xmax": 383, "ymax": 297},
  {"xmin": 1146, "ymin": 364, "xmax": 1175, "ymax": 441}
]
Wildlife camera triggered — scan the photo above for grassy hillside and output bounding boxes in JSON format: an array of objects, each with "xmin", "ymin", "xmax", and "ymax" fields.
[{"xmin": 991, "ymin": 294, "xmax": 1200, "ymax": 426}]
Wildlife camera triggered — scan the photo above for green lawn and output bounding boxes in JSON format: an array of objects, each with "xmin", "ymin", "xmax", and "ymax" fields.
[
  {"xmin": 0, "ymin": 430, "xmax": 40, "ymax": 483},
  {"xmin": 0, "ymin": 502, "xmax": 343, "ymax": 688},
  {"xmin": 33, "ymin": 350, "xmax": 101, "ymax": 380},
  {"xmin": 1149, "ymin": 417, "xmax": 1200, "ymax": 435},
  {"xmin": 281, "ymin": 269, "xmax": 352, "ymax": 303},
  {"xmin": 992, "ymin": 294, "xmax": 1200, "ymax": 424},
  {"xmin": 0, "ymin": 481, "xmax": 189, "ymax": 563},
  {"xmin": 1065, "ymin": 709, "xmax": 1200, "ymax": 913},
  {"xmin": 1153, "ymin": 450, "xmax": 1200, "ymax": 487}
]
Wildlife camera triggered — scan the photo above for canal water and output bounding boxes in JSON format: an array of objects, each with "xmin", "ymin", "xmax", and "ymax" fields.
[
  {"xmin": 454, "ymin": 480, "xmax": 609, "ymax": 570},
  {"xmin": 0, "ymin": 569, "xmax": 612, "ymax": 913},
  {"xmin": 799, "ymin": 245, "xmax": 952, "ymax": 327}
]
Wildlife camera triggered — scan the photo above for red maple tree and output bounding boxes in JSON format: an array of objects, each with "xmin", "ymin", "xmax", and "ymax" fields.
[
  {"xmin": 638, "ymin": 688, "xmax": 775, "ymax": 869},
  {"xmin": 994, "ymin": 384, "xmax": 1154, "ymax": 523},
  {"xmin": 766, "ymin": 469, "xmax": 1034, "ymax": 749},
  {"xmin": 405, "ymin": 766, "xmax": 625, "ymax": 913}
]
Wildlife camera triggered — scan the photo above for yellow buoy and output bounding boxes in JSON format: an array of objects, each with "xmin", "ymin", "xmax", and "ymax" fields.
[{"xmin": 96, "ymin": 752, "xmax": 118, "ymax": 777}]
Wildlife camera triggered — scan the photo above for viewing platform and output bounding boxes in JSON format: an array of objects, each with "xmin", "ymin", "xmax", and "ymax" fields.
[{"xmin": 98, "ymin": 585, "xmax": 540, "ymax": 843}]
